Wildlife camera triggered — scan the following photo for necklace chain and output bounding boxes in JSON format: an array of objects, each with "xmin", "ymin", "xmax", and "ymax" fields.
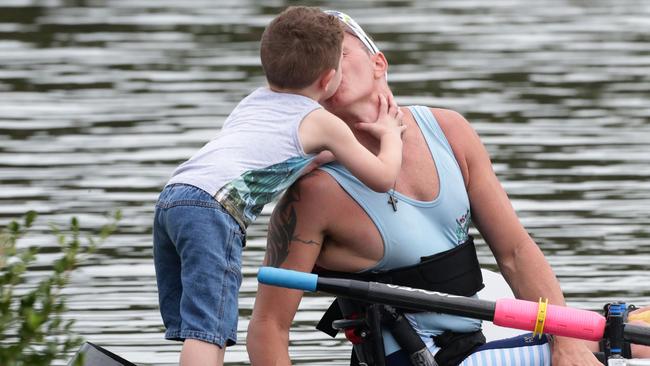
[{"xmin": 388, "ymin": 116, "xmax": 404, "ymax": 212}]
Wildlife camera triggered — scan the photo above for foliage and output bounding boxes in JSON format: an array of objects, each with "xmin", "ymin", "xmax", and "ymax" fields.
[{"xmin": 0, "ymin": 210, "xmax": 121, "ymax": 366}]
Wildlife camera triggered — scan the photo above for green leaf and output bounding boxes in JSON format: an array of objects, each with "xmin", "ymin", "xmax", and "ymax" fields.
[
  {"xmin": 70, "ymin": 216, "xmax": 79, "ymax": 232},
  {"xmin": 27, "ymin": 311, "xmax": 45, "ymax": 331},
  {"xmin": 24, "ymin": 211, "xmax": 37, "ymax": 228},
  {"xmin": 8, "ymin": 221, "xmax": 20, "ymax": 236}
]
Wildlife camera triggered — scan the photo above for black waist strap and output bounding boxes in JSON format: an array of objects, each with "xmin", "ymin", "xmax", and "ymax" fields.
[
  {"xmin": 317, "ymin": 237, "xmax": 484, "ymax": 337},
  {"xmin": 317, "ymin": 236, "xmax": 484, "ymax": 297},
  {"xmin": 433, "ymin": 330, "xmax": 486, "ymax": 366}
]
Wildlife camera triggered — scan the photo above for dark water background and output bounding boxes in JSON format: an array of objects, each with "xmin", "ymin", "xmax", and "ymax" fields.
[{"xmin": 1, "ymin": 0, "xmax": 649, "ymax": 364}]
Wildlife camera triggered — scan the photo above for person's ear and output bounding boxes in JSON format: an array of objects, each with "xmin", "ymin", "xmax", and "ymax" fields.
[
  {"xmin": 372, "ymin": 52, "xmax": 388, "ymax": 79},
  {"xmin": 319, "ymin": 68, "xmax": 336, "ymax": 91}
]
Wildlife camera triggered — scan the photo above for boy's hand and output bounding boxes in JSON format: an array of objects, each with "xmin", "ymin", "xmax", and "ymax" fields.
[{"xmin": 355, "ymin": 94, "xmax": 405, "ymax": 139}]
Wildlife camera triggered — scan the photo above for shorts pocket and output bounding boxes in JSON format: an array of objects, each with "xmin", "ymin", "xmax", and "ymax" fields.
[{"xmin": 226, "ymin": 227, "xmax": 244, "ymax": 273}]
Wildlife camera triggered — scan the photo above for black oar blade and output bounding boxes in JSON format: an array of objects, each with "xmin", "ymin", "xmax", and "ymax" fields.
[{"xmin": 68, "ymin": 342, "xmax": 137, "ymax": 366}]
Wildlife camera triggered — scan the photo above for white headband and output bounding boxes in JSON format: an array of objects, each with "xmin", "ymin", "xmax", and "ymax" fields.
[{"xmin": 324, "ymin": 10, "xmax": 380, "ymax": 54}]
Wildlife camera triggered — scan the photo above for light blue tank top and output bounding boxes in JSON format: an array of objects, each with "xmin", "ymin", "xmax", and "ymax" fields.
[{"xmin": 320, "ymin": 106, "xmax": 481, "ymax": 354}]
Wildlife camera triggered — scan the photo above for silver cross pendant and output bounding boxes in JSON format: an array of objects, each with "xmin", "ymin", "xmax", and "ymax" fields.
[{"xmin": 388, "ymin": 194, "xmax": 398, "ymax": 212}]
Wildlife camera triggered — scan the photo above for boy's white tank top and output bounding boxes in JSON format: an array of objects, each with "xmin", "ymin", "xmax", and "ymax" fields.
[{"xmin": 167, "ymin": 87, "xmax": 321, "ymax": 229}]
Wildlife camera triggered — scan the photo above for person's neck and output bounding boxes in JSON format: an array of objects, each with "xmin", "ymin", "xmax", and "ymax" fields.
[
  {"xmin": 330, "ymin": 85, "xmax": 393, "ymax": 152},
  {"xmin": 334, "ymin": 83, "xmax": 392, "ymax": 122},
  {"xmin": 268, "ymin": 84, "xmax": 324, "ymax": 102}
]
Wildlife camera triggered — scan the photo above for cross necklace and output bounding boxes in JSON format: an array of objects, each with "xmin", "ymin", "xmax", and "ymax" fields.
[{"xmin": 387, "ymin": 181, "xmax": 398, "ymax": 212}]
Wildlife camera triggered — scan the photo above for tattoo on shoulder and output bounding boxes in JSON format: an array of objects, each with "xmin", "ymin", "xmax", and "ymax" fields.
[{"xmin": 266, "ymin": 185, "xmax": 321, "ymax": 267}]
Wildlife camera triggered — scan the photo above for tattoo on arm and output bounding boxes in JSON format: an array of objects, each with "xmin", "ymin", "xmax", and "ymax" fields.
[
  {"xmin": 292, "ymin": 236, "xmax": 321, "ymax": 246},
  {"xmin": 267, "ymin": 176, "xmax": 322, "ymax": 267},
  {"xmin": 267, "ymin": 194, "xmax": 296, "ymax": 268}
]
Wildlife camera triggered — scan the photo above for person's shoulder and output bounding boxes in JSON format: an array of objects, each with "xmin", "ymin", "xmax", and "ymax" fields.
[
  {"xmin": 302, "ymin": 107, "xmax": 336, "ymax": 126},
  {"xmin": 304, "ymin": 106, "xmax": 329, "ymax": 118},
  {"xmin": 428, "ymin": 107, "xmax": 473, "ymax": 134},
  {"xmin": 291, "ymin": 169, "xmax": 342, "ymax": 204},
  {"xmin": 425, "ymin": 107, "xmax": 484, "ymax": 182},
  {"xmin": 299, "ymin": 108, "xmax": 346, "ymax": 154},
  {"xmin": 283, "ymin": 169, "xmax": 347, "ymax": 225},
  {"xmin": 425, "ymin": 107, "xmax": 479, "ymax": 147}
]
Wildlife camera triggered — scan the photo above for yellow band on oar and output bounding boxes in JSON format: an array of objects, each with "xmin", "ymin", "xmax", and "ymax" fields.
[{"xmin": 533, "ymin": 297, "xmax": 548, "ymax": 339}]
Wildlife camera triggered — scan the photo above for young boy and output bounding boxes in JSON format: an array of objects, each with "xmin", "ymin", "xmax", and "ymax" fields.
[{"xmin": 152, "ymin": 6, "xmax": 404, "ymax": 365}]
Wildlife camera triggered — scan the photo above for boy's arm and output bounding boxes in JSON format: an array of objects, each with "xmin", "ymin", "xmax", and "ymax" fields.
[
  {"xmin": 247, "ymin": 173, "xmax": 330, "ymax": 365},
  {"xmin": 300, "ymin": 96, "xmax": 404, "ymax": 192}
]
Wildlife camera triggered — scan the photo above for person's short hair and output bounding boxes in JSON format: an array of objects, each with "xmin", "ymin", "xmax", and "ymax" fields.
[{"xmin": 260, "ymin": 6, "xmax": 344, "ymax": 90}]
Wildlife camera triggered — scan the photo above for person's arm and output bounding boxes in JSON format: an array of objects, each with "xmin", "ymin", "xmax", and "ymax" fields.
[
  {"xmin": 630, "ymin": 306, "xmax": 650, "ymax": 358},
  {"xmin": 435, "ymin": 108, "xmax": 603, "ymax": 366},
  {"xmin": 299, "ymin": 95, "xmax": 404, "ymax": 192},
  {"xmin": 247, "ymin": 172, "xmax": 332, "ymax": 365}
]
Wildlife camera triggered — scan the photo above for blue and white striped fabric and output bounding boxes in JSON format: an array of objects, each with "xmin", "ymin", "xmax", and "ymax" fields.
[
  {"xmin": 459, "ymin": 334, "xmax": 551, "ymax": 366},
  {"xmin": 386, "ymin": 333, "xmax": 551, "ymax": 366}
]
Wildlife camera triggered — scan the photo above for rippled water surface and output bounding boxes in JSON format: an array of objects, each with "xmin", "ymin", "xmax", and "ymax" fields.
[{"xmin": 1, "ymin": 0, "xmax": 649, "ymax": 364}]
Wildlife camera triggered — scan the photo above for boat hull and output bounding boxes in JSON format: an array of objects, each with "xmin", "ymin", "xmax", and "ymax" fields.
[{"xmin": 68, "ymin": 342, "xmax": 136, "ymax": 366}]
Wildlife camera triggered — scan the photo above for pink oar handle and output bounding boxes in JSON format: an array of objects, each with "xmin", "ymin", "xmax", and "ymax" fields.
[{"xmin": 493, "ymin": 298, "xmax": 606, "ymax": 341}]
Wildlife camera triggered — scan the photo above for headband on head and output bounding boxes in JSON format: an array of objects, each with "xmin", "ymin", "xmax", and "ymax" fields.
[{"xmin": 324, "ymin": 10, "xmax": 380, "ymax": 54}]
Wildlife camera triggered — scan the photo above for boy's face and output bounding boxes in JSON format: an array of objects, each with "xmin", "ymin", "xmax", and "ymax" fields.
[{"xmin": 323, "ymin": 52, "xmax": 344, "ymax": 100}]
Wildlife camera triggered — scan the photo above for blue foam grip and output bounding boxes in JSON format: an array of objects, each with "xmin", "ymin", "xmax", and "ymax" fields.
[{"xmin": 257, "ymin": 267, "xmax": 318, "ymax": 292}]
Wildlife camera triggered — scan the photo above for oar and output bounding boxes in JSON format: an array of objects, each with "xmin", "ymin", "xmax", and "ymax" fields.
[{"xmin": 257, "ymin": 267, "xmax": 650, "ymax": 346}]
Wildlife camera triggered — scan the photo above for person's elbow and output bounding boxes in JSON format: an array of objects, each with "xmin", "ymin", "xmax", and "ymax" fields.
[
  {"xmin": 247, "ymin": 317, "xmax": 289, "ymax": 361},
  {"xmin": 246, "ymin": 319, "xmax": 268, "ymax": 354}
]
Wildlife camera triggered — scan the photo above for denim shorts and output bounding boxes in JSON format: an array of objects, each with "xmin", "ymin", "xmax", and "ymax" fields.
[{"xmin": 153, "ymin": 184, "xmax": 245, "ymax": 347}]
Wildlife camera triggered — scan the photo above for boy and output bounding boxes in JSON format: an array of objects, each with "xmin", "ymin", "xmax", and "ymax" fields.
[{"xmin": 153, "ymin": 6, "xmax": 404, "ymax": 365}]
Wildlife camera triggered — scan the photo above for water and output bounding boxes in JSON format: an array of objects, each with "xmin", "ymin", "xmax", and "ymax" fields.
[{"xmin": 1, "ymin": 0, "xmax": 649, "ymax": 364}]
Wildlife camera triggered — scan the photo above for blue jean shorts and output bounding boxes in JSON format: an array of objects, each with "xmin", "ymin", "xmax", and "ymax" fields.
[{"xmin": 153, "ymin": 184, "xmax": 245, "ymax": 347}]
